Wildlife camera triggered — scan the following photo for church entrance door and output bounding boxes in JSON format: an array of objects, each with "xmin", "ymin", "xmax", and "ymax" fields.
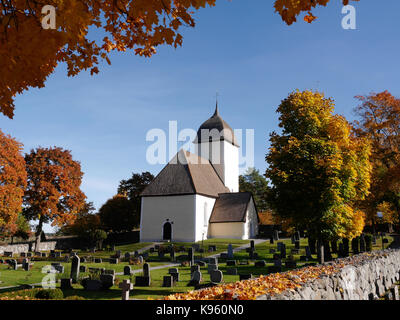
[{"xmin": 163, "ymin": 222, "xmax": 172, "ymax": 241}]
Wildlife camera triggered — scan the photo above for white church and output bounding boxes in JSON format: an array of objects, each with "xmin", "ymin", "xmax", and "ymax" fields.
[{"xmin": 139, "ymin": 105, "xmax": 259, "ymax": 242}]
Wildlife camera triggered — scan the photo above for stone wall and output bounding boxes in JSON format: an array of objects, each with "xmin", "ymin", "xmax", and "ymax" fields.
[
  {"xmin": 256, "ymin": 249, "xmax": 400, "ymax": 300},
  {"xmin": 0, "ymin": 241, "xmax": 57, "ymax": 254}
]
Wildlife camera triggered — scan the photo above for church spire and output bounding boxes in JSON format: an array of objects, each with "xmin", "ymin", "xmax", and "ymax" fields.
[{"xmin": 213, "ymin": 92, "xmax": 219, "ymax": 117}]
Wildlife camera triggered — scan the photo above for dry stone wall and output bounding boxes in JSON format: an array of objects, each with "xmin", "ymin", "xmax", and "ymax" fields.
[
  {"xmin": 0, "ymin": 241, "xmax": 56, "ymax": 254},
  {"xmin": 256, "ymin": 249, "xmax": 400, "ymax": 300}
]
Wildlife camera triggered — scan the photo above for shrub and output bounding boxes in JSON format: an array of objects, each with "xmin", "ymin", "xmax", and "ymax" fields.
[{"xmin": 34, "ymin": 289, "xmax": 64, "ymax": 300}]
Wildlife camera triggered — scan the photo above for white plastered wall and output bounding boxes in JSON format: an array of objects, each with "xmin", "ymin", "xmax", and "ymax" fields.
[
  {"xmin": 140, "ymin": 195, "xmax": 196, "ymax": 242},
  {"xmin": 194, "ymin": 194, "xmax": 216, "ymax": 242}
]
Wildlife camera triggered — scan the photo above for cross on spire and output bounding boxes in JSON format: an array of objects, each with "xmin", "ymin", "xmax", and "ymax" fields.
[{"xmin": 214, "ymin": 91, "xmax": 219, "ymax": 116}]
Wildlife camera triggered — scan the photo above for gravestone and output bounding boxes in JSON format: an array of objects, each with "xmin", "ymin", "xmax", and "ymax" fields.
[
  {"xmin": 274, "ymin": 230, "xmax": 279, "ymax": 240},
  {"xmin": 280, "ymin": 244, "xmax": 286, "ymax": 259},
  {"xmin": 80, "ymin": 257, "xmax": 86, "ymax": 263},
  {"xmin": 188, "ymin": 248, "xmax": 194, "ymax": 266},
  {"xmin": 100, "ymin": 274, "xmax": 114, "ymax": 289},
  {"xmin": 110, "ymin": 258, "xmax": 119, "ymax": 264},
  {"xmin": 277, "ymin": 242, "xmax": 283, "ymax": 251},
  {"xmin": 143, "ymin": 263, "xmax": 150, "ymax": 278},
  {"xmin": 20, "ymin": 252, "xmax": 26, "ymax": 257},
  {"xmin": 285, "ymin": 260, "xmax": 297, "ymax": 268},
  {"xmin": 255, "ymin": 260, "xmax": 266, "ymax": 267},
  {"xmin": 134, "ymin": 251, "xmax": 139, "ymax": 257},
  {"xmin": 70, "ymin": 255, "xmax": 80, "ymax": 284},
  {"xmin": 124, "ymin": 252, "xmax": 131, "ymax": 260},
  {"xmin": 80, "ymin": 265, "xmax": 87, "ymax": 273},
  {"xmin": 85, "ymin": 279, "xmax": 102, "ymax": 291},
  {"xmin": 94, "ymin": 258, "xmax": 102, "ymax": 263},
  {"xmin": 239, "ymin": 260, "xmax": 249, "ymax": 265},
  {"xmin": 239, "ymin": 274, "xmax": 252, "ymax": 281},
  {"xmin": 227, "ymin": 244, "xmax": 234, "ymax": 259},
  {"xmin": 273, "ymin": 258, "xmax": 282, "ymax": 267},
  {"xmin": 138, "ymin": 256, "xmax": 144, "ymax": 264},
  {"xmin": 135, "ymin": 276, "xmax": 151, "ymax": 286},
  {"xmin": 61, "ymin": 278, "xmax": 73, "ymax": 290},
  {"xmin": 124, "ymin": 266, "xmax": 132, "ymax": 276},
  {"xmin": 210, "ymin": 270, "xmax": 223, "ymax": 284},
  {"xmin": 295, "ymin": 241, "xmax": 300, "ymax": 250},
  {"xmin": 207, "ymin": 264, "xmax": 218, "ymax": 273},
  {"xmin": 208, "ymin": 257, "xmax": 218, "ymax": 265},
  {"xmin": 226, "ymin": 268, "xmax": 238, "ymax": 275},
  {"xmin": 41, "ymin": 253, "xmax": 47, "ymax": 257},
  {"xmin": 250, "ymin": 240, "xmax": 255, "ymax": 250},
  {"xmin": 270, "ymin": 237, "xmax": 274, "ymax": 244},
  {"xmin": 226, "ymin": 260, "xmax": 236, "ymax": 266},
  {"xmin": 295, "ymin": 231, "xmax": 301, "ymax": 241},
  {"xmin": 119, "ymin": 279, "xmax": 134, "ymax": 300},
  {"xmin": 162, "ymin": 275, "xmax": 175, "ymax": 287},
  {"xmin": 189, "ymin": 270, "xmax": 202, "ymax": 286},
  {"xmin": 291, "ymin": 235, "xmax": 296, "ymax": 244},
  {"xmin": 191, "ymin": 265, "xmax": 200, "ymax": 275},
  {"xmin": 170, "ymin": 271, "xmax": 179, "ymax": 282},
  {"xmin": 115, "ymin": 250, "xmax": 121, "ymax": 259},
  {"xmin": 267, "ymin": 266, "xmax": 281, "ymax": 273},
  {"xmin": 220, "ymin": 253, "xmax": 228, "ymax": 259},
  {"xmin": 22, "ymin": 258, "xmax": 30, "ymax": 271}
]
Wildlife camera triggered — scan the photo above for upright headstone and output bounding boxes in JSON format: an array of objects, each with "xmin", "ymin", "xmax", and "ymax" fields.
[
  {"xmin": 227, "ymin": 244, "xmax": 234, "ymax": 259},
  {"xmin": 295, "ymin": 241, "xmax": 300, "ymax": 250},
  {"xmin": 280, "ymin": 243, "xmax": 286, "ymax": 259},
  {"xmin": 291, "ymin": 235, "xmax": 296, "ymax": 244},
  {"xmin": 270, "ymin": 236, "xmax": 274, "ymax": 244},
  {"xmin": 250, "ymin": 240, "xmax": 255, "ymax": 250},
  {"xmin": 124, "ymin": 266, "xmax": 132, "ymax": 276},
  {"xmin": 162, "ymin": 275, "xmax": 175, "ymax": 287},
  {"xmin": 188, "ymin": 248, "xmax": 194, "ymax": 266},
  {"xmin": 119, "ymin": 279, "xmax": 133, "ymax": 300},
  {"xmin": 210, "ymin": 270, "xmax": 223, "ymax": 284},
  {"xmin": 274, "ymin": 230, "xmax": 279, "ymax": 240},
  {"xmin": 70, "ymin": 255, "xmax": 80, "ymax": 284},
  {"xmin": 295, "ymin": 231, "xmax": 301, "ymax": 241},
  {"xmin": 190, "ymin": 270, "xmax": 202, "ymax": 286},
  {"xmin": 143, "ymin": 263, "xmax": 150, "ymax": 278},
  {"xmin": 22, "ymin": 258, "xmax": 30, "ymax": 271}
]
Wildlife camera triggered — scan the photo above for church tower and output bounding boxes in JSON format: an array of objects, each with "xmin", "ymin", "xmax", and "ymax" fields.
[{"xmin": 193, "ymin": 104, "xmax": 239, "ymax": 192}]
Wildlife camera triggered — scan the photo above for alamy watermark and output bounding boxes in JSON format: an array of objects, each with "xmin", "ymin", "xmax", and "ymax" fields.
[
  {"xmin": 342, "ymin": 5, "xmax": 357, "ymax": 30},
  {"xmin": 145, "ymin": 121, "xmax": 254, "ymax": 169}
]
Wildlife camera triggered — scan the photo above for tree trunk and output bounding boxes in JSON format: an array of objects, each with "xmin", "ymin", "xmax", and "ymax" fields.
[{"xmin": 35, "ymin": 217, "xmax": 44, "ymax": 252}]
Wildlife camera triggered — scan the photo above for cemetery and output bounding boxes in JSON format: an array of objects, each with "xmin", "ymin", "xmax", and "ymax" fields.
[{"xmin": 0, "ymin": 235, "xmax": 396, "ymax": 300}]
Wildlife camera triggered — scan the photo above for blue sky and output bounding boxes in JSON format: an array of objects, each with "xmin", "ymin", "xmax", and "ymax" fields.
[{"xmin": 1, "ymin": 1, "xmax": 400, "ymax": 231}]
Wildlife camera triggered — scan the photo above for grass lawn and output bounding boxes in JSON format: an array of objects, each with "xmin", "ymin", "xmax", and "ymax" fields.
[{"xmin": 0, "ymin": 236, "xmax": 394, "ymax": 300}]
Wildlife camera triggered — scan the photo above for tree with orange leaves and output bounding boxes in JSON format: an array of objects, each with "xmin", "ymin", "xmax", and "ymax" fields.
[
  {"xmin": 0, "ymin": 0, "xmax": 217, "ymax": 119},
  {"xmin": 23, "ymin": 147, "xmax": 86, "ymax": 249},
  {"xmin": 353, "ymin": 91, "xmax": 400, "ymax": 230},
  {"xmin": 274, "ymin": 0, "xmax": 359, "ymax": 25},
  {"xmin": 0, "ymin": 129, "xmax": 27, "ymax": 237},
  {"xmin": 1, "ymin": 0, "xmax": 360, "ymax": 119}
]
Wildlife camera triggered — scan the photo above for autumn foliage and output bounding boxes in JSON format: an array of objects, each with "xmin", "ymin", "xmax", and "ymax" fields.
[
  {"xmin": 0, "ymin": 129, "xmax": 27, "ymax": 235},
  {"xmin": 353, "ymin": 91, "xmax": 400, "ymax": 226},
  {"xmin": 23, "ymin": 147, "xmax": 86, "ymax": 241},
  {"xmin": 0, "ymin": 0, "xmax": 217, "ymax": 118},
  {"xmin": 274, "ymin": 0, "xmax": 359, "ymax": 25},
  {"xmin": 265, "ymin": 90, "xmax": 371, "ymax": 241}
]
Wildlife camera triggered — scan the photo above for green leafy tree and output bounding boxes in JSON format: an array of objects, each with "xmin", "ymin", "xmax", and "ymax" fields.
[
  {"xmin": 98, "ymin": 194, "xmax": 136, "ymax": 232},
  {"xmin": 10, "ymin": 213, "xmax": 32, "ymax": 244},
  {"xmin": 265, "ymin": 90, "xmax": 371, "ymax": 244},
  {"xmin": 239, "ymin": 167, "xmax": 270, "ymax": 211},
  {"xmin": 117, "ymin": 171, "xmax": 154, "ymax": 228}
]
